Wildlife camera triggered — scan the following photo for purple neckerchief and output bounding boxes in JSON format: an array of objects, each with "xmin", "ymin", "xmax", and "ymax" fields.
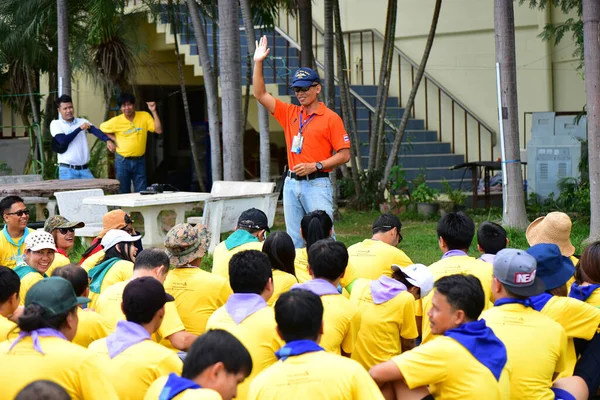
[
  {"xmin": 569, "ymin": 282, "xmax": 600, "ymax": 302},
  {"xmin": 106, "ymin": 320, "xmax": 151, "ymax": 359},
  {"xmin": 292, "ymin": 279, "xmax": 340, "ymax": 296},
  {"xmin": 479, "ymin": 254, "xmax": 495, "ymax": 264},
  {"xmin": 225, "ymin": 293, "xmax": 268, "ymax": 325},
  {"xmin": 9, "ymin": 328, "xmax": 67, "ymax": 354},
  {"xmin": 370, "ymin": 275, "xmax": 407, "ymax": 304},
  {"xmin": 442, "ymin": 249, "xmax": 468, "ymax": 259}
]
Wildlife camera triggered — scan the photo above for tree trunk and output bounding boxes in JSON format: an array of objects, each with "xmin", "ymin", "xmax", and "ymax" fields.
[
  {"xmin": 240, "ymin": 0, "xmax": 271, "ymax": 182},
  {"xmin": 334, "ymin": 0, "xmax": 361, "ymax": 198},
  {"xmin": 380, "ymin": 0, "xmax": 442, "ymax": 192},
  {"xmin": 494, "ymin": 0, "xmax": 528, "ymax": 229},
  {"xmin": 57, "ymin": 0, "xmax": 71, "ymax": 97},
  {"xmin": 219, "ymin": 0, "xmax": 244, "ymax": 180},
  {"xmin": 187, "ymin": 0, "xmax": 222, "ymax": 183},
  {"xmin": 370, "ymin": 0, "xmax": 397, "ymax": 171},
  {"xmin": 171, "ymin": 3, "xmax": 206, "ymax": 192},
  {"xmin": 25, "ymin": 66, "xmax": 44, "ymax": 175},
  {"xmin": 584, "ymin": 0, "xmax": 600, "ymax": 241},
  {"xmin": 298, "ymin": 0, "xmax": 314, "ymax": 67},
  {"xmin": 211, "ymin": 0, "xmax": 219, "ymax": 82}
]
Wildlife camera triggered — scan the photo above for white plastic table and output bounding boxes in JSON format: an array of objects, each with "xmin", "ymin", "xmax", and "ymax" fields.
[{"xmin": 82, "ymin": 191, "xmax": 210, "ymax": 248}]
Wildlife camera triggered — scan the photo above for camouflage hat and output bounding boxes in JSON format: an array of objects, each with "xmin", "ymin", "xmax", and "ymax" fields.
[
  {"xmin": 164, "ymin": 223, "xmax": 211, "ymax": 266},
  {"xmin": 44, "ymin": 215, "xmax": 85, "ymax": 233}
]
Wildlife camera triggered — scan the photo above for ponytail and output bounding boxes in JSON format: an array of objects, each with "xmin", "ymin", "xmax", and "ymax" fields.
[
  {"xmin": 18, "ymin": 304, "xmax": 74, "ymax": 332},
  {"xmin": 301, "ymin": 210, "xmax": 333, "ymax": 251}
]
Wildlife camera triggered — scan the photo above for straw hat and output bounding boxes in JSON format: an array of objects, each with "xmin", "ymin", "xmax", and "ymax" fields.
[{"xmin": 525, "ymin": 212, "xmax": 575, "ymax": 257}]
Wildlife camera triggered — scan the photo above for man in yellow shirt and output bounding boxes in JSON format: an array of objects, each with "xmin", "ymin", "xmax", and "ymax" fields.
[
  {"xmin": 145, "ymin": 329, "xmax": 253, "ymax": 400},
  {"xmin": 482, "ymin": 248, "xmax": 588, "ymax": 400},
  {"xmin": 347, "ymin": 213, "xmax": 413, "ymax": 280},
  {"xmin": 476, "ymin": 221, "xmax": 507, "ymax": 264},
  {"xmin": 99, "ymin": 93, "xmax": 163, "ymax": 193},
  {"xmin": 164, "ymin": 223, "xmax": 231, "ymax": 335},
  {"xmin": 0, "ymin": 196, "xmax": 31, "ymax": 269},
  {"xmin": 293, "ymin": 239, "xmax": 361, "ymax": 356},
  {"xmin": 0, "ymin": 266, "xmax": 20, "ymax": 341},
  {"xmin": 370, "ymin": 274, "xmax": 510, "ymax": 400},
  {"xmin": 15, "ymin": 230, "xmax": 57, "ymax": 305},
  {"xmin": 95, "ymin": 248, "xmax": 197, "ymax": 351},
  {"xmin": 52, "ymin": 264, "xmax": 112, "ymax": 347},
  {"xmin": 206, "ymin": 250, "xmax": 283, "ymax": 399},
  {"xmin": 89, "ymin": 277, "xmax": 183, "ymax": 398},
  {"xmin": 421, "ymin": 211, "xmax": 493, "ymax": 343},
  {"xmin": 249, "ymin": 289, "xmax": 383, "ymax": 399},
  {"xmin": 212, "ymin": 208, "xmax": 269, "ymax": 279}
]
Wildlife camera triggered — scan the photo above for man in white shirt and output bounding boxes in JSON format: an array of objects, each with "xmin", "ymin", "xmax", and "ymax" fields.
[{"xmin": 50, "ymin": 95, "xmax": 115, "ymax": 180}]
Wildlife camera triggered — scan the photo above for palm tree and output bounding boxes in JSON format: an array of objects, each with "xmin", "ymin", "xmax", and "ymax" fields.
[
  {"xmin": 57, "ymin": 0, "xmax": 71, "ymax": 97},
  {"xmin": 297, "ymin": 0, "xmax": 314, "ymax": 66}
]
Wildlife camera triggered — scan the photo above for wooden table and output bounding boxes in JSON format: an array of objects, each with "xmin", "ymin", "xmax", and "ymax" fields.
[{"xmin": 82, "ymin": 191, "xmax": 210, "ymax": 248}]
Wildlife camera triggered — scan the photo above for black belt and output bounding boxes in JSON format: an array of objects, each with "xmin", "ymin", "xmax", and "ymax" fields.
[
  {"xmin": 288, "ymin": 171, "xmax": 329, "ymax": 180},
  {"xmin": 117, "ymin": 154, "xmax": 145, "ymax": 160},
  {"xmin": 59, "ymin": 163, "xmax": 89, "ymax": 170}
]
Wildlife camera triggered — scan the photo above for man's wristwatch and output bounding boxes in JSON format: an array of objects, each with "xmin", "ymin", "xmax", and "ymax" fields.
[{"xmin": 315, "ymin": 162, "xmax": 324, "ymax": 171}]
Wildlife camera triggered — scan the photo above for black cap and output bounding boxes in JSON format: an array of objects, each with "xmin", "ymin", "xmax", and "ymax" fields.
[
  {"xmin": 237, "ymin": 208, "xmax": 270, "ymax": 232},
  {"xmin": 122, "ymin": 277, "xmax": 174, "ymax": 319}
]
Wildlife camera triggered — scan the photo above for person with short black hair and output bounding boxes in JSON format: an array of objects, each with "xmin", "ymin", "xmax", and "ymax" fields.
[
  {"xmin": 0, "ymin": 266, "xmax": 20, "ymax": 340},
  {"xmin": 348, "ymin": 213, "xmax": 413, "ymax": 280},
  {"xmin": 420, "ymin": 211, "xmax": 494, "ymax": 343},
  {"xmin": 52, "ymin": 264, "xmax": 112, "ymax": 348},
  {"xmin": 89, "ymin": 277, "xmax": 182, "ymax": 398},
  {"xmin": 0, "ymin": 277, "xmax": 117, "ymax": 399},
  {"xmin": 206, "ymin": 250, "xmax": 283, "ymax": 399},
  {"xmin": 95, "ymin": 248, "xmax": 198, "ymax": 352},
  {"xmin": 262, "ymin": 231, "xmax": 298, "ymax": 306},
  {"xmin": 477, "ymin": 221, "xmax": 508, "ymax": 264},
  {"xmin": 15, "ymin": 380, "xmax": 71, "ymax": 400},
  {"xmin": 100, "ymin": 93, "xmax": 163, "ymax": 193},
  {"xmin": 370, "ymin": 274, "xmax": 510, "ymax": 400},
  {"xmin": 145, "ymin": 330, "xmax": 253, "ymax": 400},
  {"xmin": 293, "ymin": 239, "xmax": 361, "ymax": 357},
  {"xmin": 248, "ymin": 289, "xmax": 383, "ymax": 399},
  {"xmin": 0, "ymin": 195, "xmax": 31, "ymax": 269},
  {"xmin": 213, "ymin": 208, "xmax": 270, "ymax": 279}
]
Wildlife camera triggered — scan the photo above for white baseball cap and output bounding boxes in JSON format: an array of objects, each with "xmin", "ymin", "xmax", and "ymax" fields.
[
  {"xmin": 25, "ymin": 229, "xmax": 57, "ymax": 252},
  {"xmin": 391, "ymin": 263, "xmax": 434, "ymax": 297},
  {"xmin": 101, "ymin": 229, "xmax": 141, "ymax": 251}
]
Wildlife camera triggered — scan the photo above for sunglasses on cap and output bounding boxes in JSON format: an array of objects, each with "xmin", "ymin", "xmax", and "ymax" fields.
[
  {"xmin": 5, "ymin": 209, "xmax": 30, "ymax": 217},
  {"xmin": 378, "ymin": 225, "xmax": 403, "ymax": 243},
  {"xmin": 58, "ymin": 227, "xmax": 75, "ymax": 235},
  {"xmin": 293, "ymin": 84, "xmax": 318, "ymax": 93}
]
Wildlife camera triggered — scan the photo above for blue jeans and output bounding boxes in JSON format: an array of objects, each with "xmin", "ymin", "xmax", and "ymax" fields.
[
  {"xmin": 283, "ymin": 176, "xmax": 335, "ymax": 248},
  {"xmin": 115, "ymin": 154, "xmax": 147, "ymax": 194},
  {"xmin": 58, "ymin": 166, "xmax": 95, "ymax": 180}
]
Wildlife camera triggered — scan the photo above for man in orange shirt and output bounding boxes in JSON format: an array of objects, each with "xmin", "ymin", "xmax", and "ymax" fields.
[{"xmin": 253, "ymin": 36, "xmax": 350, "ymax": 248}]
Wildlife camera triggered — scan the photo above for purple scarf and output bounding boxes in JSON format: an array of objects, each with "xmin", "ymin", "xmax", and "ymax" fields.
[
  {"xmin": 293, "ymin": 279, "xmax": 340, "ymax": 296},
  {"xmin": 370, "ymin": 275, "xmax": 407, "ymax": 304},
  {"xmin": 106, "ymin": 320, "xmax": 151, "ymax": 358},
  {"xmin": 479, "ymin": 254, "xmax": 495, "ymax": 264},
  {"xmin": 9, "ymin": 328, "xmax": 67, "ymax": 354},
  {"xmin": 225, "ymin": 293, "xmax": 268, "ymax": 324},
  {"xmin": 442, "ymin": 249, "xmax": 468, "ymax": 259}
]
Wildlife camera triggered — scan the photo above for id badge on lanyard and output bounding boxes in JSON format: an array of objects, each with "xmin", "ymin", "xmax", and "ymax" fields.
[{"xmin": 291, "ymin": 111, "xmax": 315, "ymax": 155}]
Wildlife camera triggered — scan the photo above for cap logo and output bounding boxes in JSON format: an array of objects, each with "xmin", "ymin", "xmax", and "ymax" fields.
[
  {"xmin": 514, "ymin": 270, "xmax": 536, "ymax": 284},
  {"xmin": 295, "ymin": 70, "xmax": 309, "ymax": 79}
]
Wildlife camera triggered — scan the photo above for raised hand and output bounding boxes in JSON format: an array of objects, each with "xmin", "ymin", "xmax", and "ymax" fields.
[
  {"xmin": 254, "ymin": 35, "xmax": 270, "ymax": 62},
  {"xmin": 146, "ymin": 102, "xmax": 157, "ymax": 113}
]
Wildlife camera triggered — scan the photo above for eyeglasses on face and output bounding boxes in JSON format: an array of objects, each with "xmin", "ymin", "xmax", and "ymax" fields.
[
  {"xmin": 58, "ymin": 227, "xmax": 75, "ymax": 235},
  {"xmin": 5, "ymin": 209, "xmax": 30, "ymax": 217},
  {"xmin": 293, "ymin": 84, "xmax": 318, "ymax": 93}
]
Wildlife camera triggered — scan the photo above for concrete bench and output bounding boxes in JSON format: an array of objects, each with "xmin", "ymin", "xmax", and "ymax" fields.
[
  {"xmin": 54, "ymin": 189, "xmax": 107, "ymax": 241},
  {"xmin": 0, "ymin": 175, "xmax": 56, "ymax": 220}
]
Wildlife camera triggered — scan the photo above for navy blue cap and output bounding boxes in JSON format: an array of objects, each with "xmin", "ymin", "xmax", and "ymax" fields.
[
  {"xmin": 526, "ymin": 243, "xmax": 575, "ymax": 290},
  {"xmin": 291, "ymin": 67, "xmax": 321, "ymax": 88}
]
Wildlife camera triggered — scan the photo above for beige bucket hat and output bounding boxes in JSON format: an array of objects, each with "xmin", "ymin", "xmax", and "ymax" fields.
[{"xmin": 525, "ymin": 212, "xmax": 575, "ymax": 257}]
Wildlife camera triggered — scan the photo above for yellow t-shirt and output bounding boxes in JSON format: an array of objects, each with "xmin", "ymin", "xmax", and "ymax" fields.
[
  {"xmin": 349, "ymin": 279, "xmax": 417, "ymax": 370},
  {"xmin": 73, "ymin": 308, "xmax": 113, "ymax": 348},
  {"xmin": 248, "ymin": 350, "xmax": 384, "ymax": 400},
  {"xmin": 164, "ymin": 267, "xmax": 231, "ymax": 335},
  {"xmin": 206, "ymin": 305, "xmax": 283, "ymax": 400},
  {"xmin": 144, "ymin": 376, "xmax": 223, "ymax": 400},
  {"xmin": 481, "ymin": 303, "xmax": 568, "ymax": 400},
  {"xmin": 89, "ymin": 337, "xmax": 182, "ymax": 398},
  {"xmin": 0, "ymin": 336, "xmax": 118, "ymax": 399},
  {"xmin": 88, "ymin": 259, "xmax": 134, "ymax": 310},
  {"xmin": 212, "ymin": 240, "xmax": 264, "ymax": 280},
  {"xmin": 81, "ymin": 250, "xmax": 106, "ymax": 271},
  {"xmin": 421, "ymin": 256, "xmax": 493, "ymax": 343},
  {"xmin": 0, "ymin": 313, "xmax": 17, "ymax": 342},
  {"xmin": 537, "ymin": 295, "xmax": 600, "ymax": 377},
  {"xmin": 268, "ymin": 269, "xmax": 298, "ymax": 307},
  {"xmin": 47, "ymin": 252, "xmax": 71, "ymax": 276},
  {"xmin": 0, "ymin": 230, "xmax": 27, "ymax": 269},
  {"xmin": 393, "ymin": 335, "xmax": 511, "ymax": 400},
  {"xmin": 95, "ymin": 281, "xmax": 186, "ymax": 345},
  {"xmin": 18, "ymin": 270, "xmax": 45, "ymax": 306},
  {"xmin": 347, "ymin": 239, "xmax": 413, "ymax": 280},
  {"xmin": 317, "ymin": 293, "xmax": 361, "ymax": 355},
  {"xmin": 585, "ymin": 288, "xmax": 600, "ymax": 307},
  {"xmin": 99, "ymin": 112, "xmax": 156, "ymax": 157},
  {"xmin": 294, "ymin": 247, "xmax": 358, "ymax": 288}
]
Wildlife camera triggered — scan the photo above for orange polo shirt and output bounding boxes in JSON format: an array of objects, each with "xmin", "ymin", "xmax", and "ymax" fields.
[{"xmin": 272, "ymin": 99, "xmax": 349, "ymax": 171}]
